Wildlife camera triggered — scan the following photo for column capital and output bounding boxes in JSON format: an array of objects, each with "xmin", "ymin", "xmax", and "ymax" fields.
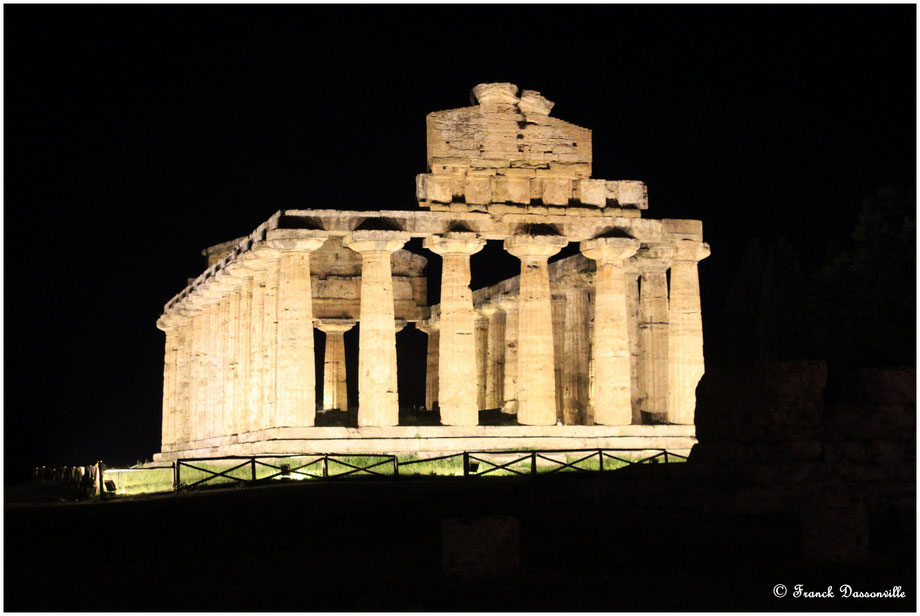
[
  {"xmin": 316, "ymin": 319, "xmax": 356, "ymax": 334},
  {"xmin": 423, "ymin": 232, "xmax": 486, "ymax": 257},
  {"xmin": 238, "ymin": 244, "xmax": 280, "ymax": 269},
  {"xmin": 268, "ymin": 231, "xmax": 329, "ymax": 253},
  {"xmin": 580, "ymin": 236, "xmax": 640, "ymax": 264},
  {"xmin": 635, "ymin": 244, "xmax": 675, "ymax": 272},
  {"xmin": 503, "ymin": 234, "xmax": 568, "ymax": 260},
  {"xmin": 495, "ymin": 293, "xmax": 519, "ymax": 313},
  {"xmin": 225, "ymin": 261, "xmax": 255, "ymax": 279},
  {"xmin": 344, "ymin": 230, "xmax": 409, "ymax": 255},
  {"xmin": 672, "ymin": 238, "xmax": 711, "ymax": 262},
  {"xmin": 417, "ymin": 319, "xmax": 440, "ymax": 335},
  {"xmin": 156, "ymin": 313, "xmax": 183, "ymax": 331},
  {"xmin": 479, "ymin": 302, "xmax": 504, "ymax": 316}
]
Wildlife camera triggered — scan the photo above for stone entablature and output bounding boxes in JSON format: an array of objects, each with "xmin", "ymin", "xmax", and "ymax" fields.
[
  {"xmin": 417, "ymin": 82, "xmax": 647, "ymax": 213},
  {"xmin": 154, "ymin": 83, "xmax": 710, "ymax": 460}
]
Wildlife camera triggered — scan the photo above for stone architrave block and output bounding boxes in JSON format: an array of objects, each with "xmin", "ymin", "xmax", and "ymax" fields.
[
  {"xmin": 426, "ymin": 175, "xmax": 454, "ymax": 204},
  {"xmin": 577, "ymin": 179, "xmax": 607, "ymax": 207},
  {"xmin": 464, "ymin": 176, "xmax": 492, "ymax": 205},
  {"xmin": 492, "ymin": 176, "xmax": 530, "ymax": 204},
  {"xmin": 541, "ymin": 178, "xmax": 573, "ymax": 206},
  {"xmin": 618, "ymin": 180, "xmax": 648, "ymax": 209}
]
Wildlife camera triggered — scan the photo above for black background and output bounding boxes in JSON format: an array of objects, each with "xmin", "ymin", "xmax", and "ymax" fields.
[{"xmin": 5, "ymin": 6, "xmax": 915, "ymax": 479}]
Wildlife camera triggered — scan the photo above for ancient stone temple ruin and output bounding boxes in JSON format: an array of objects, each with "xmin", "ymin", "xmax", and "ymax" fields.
[{"xmin": 153, "ymin": 83, "xmax": 709, "ymax": 461}]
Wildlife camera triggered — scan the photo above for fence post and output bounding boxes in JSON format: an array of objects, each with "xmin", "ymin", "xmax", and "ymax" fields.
[
  {"xmin": 393, "ymin": 456, "xmax": 399, "ymax": 477},
  {"xmin": 463, "ymin": 452, "xmax": 469, "ymax": 477},
  {"xmin": 175, "ymin": 461, "xmax": 181, "ymax": 491},
  {"xmin": 322, "ymin": 454, "xmax": 328, "ymax": 479},
  {"xmin": 531, "ymin": 451, "xmax": 537, "ymax": 475},
  {"xmin": 94, "ymin": 461, "xmax": 104, "ymax": 498},
  {"xmin": 251, "ymin": 457, "xmax": 257, "ymax": 483},
  {"xmin": 664, "ymin": 450, "xmax": 669, "ymax": 464},
  {"xmin": 598, "ymin": 450, "xmax": 604, "ymax": 472}
]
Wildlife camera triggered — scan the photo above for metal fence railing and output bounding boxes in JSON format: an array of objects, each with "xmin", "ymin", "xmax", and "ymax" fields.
[{"xmin": 34, "ymin": 449, "xmax": 688, "ymax": 496}]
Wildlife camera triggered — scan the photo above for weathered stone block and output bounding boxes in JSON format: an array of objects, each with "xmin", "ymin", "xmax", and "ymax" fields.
[
  {"xmin": 492, "ymin": 176, "xmax": 530, "ymax": 204},
  {"xmin": 464, "ymin": 176, "xmax": 492, "ymax": 204},
  {"xmin": 577, "ymin": 179, "xmax": 607, "ymax": 207},
  {"xmin": 541, "ymin": 178, "xmax": 573, "ymax": 206}
]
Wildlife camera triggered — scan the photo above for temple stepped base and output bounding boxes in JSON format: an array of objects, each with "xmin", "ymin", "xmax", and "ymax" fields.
[{"xmin": 152, "ymin": 424, "xmax": 696, "ymax": 461}]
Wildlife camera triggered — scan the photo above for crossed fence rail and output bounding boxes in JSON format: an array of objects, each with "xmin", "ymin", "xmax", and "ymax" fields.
[{"xmin": 172, "ymin": 448, "xmax": 686, "ymax": 491}]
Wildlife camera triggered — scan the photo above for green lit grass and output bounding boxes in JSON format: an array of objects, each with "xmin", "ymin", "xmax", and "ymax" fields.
[{"xmin": 99, "ymin": 451, "xmax": 686, "ymax": 495}]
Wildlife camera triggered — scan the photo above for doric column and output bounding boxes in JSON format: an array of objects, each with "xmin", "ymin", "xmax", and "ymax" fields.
[
  {"xmin": 474, "ymin": 310, "xmax": 489, "ymax": 411},
  {"xmin": 345, "ymin": 230, "xmax": 410, "ymax": 427},
  {"xmin": 637, "ymin": 245, "xmax": 674, "ymax": 423},
  {"xmin": 581, "ymin": 237, "xmax": 640, "ymax": 425},
  {"xmin": 183, "ymin": 306, "xmax": 201, "ymax": 443},
  {"xmin": 239, "ymin": 253, "xmax": 267, "ymax": 431},
  {"xmin": 667, "ymin": 239, "xmax": 710, "ymax": 425},
  {"xmin": 174, "ymin": 312, "xmax": 193, "ymax": 445},
  {"xmin": 316, "ymin": 319, "xmax": 355, "ymax": 412},
  {"xmin": 423, "ymin": 233, "xmax": 486, "ymax": 425},
  {"xmin": 623, "ymin": 264, "xmax": 641, "ymax": 424},
  {"xmin": 223, "ymin": 280, "xmax": 240, "ymax": 437},
  {"xmin": 551, "ymin": 294, "xmax": 566, "ymax": 423},
  {"xmin": 417, "ymin": 319, "xmax": 440, "ymax": 411},
  {"xmin": 270, "ymin": 237, "xmax": 327, "ymax": 427},
  {"xmin": 260, "ymin": 249, "xmax": 281, "ymax": 429},
  {"xmin": 480, "ymin": 303, "xmax": 506, "ymax": 411},
  {"xmin": 504, "ymin": 234, "xmax": 568, "ymax": 425},
  {"xmin": 562, "ymin": 284, "xmax": 590, "ymax": 425},
  {"xmin": 203, "ymin": 298, "xmax": 220, "ymax": 440},
  {"xmin": 226, "ymin": 263, "xmax": 254, "ymax": 435},
  {"xmin": 496, "ymin": 295, "xmax": 519, "ymax": 415},
  {"xmin": 156, "ymin": 314, "xmax": 181, "ymax": 448},
  {"xmin": 194, "ymin": 300, "xmax": 213, "ymax": 441}
]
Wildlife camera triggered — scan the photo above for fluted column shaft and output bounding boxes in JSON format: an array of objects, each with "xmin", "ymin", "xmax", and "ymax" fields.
[
  {"xmin": 562, "ymin": 286, "xmax": 589, "ymax": 425},
  {"xmin": 195, "ymin": 308, "xmax": 211, "ymax": 441},
  {"xmin": 667, "ymin": 240, "xmax": 710, "ymax": 425},
  {"xmin": 261, "ymin": 253, "xmax": 281, "ymax": 429},
  {"xmin": 317, "ymin": 320, "xmax": 355, "ymax": 412},
  {"xmin": 159, "ymin": 324, "xmax": 179, "ymax": 446},
  {"xmin": 582, "ymin": 237, "xmax": 640, "ymax": 425},
  {"xmin": 551, "ymin": 295, "xmax": 566, "ymax": 423},
  {"xmin": 175, "ymin": 320, "xmax": 192, "ymax": 444},
  {"xmin": 417, "ymin": 321, "xmax": 440, "ymax": 411},
  {"xmin": 497, "ymin": 299, "xmax": 519, "ymax": 415},
  {"xmin": 274, "ymin": 242, "xmax": 326, "ymax": 427},
  {"xmin": 224, "ymin": 288, "xmax": 240, "ymax": 436},
  {"xmin": 625, "ymin": 269, "xmax": 641, "ymax": 424},
  {"xmin": 482, "ymin": 305, "xmax": 505, "ymax": 410},
  {"xmin": 504, "ymin": 235, "xmax": 567, "ymax": 425},
  {"xmin": 324, "ymin": 331, "xmax": 347, "ymax": 411},
  {"xmin": 474, "ymin": 312, "xmax": 489, "ymax": 411},
  {"xmin": 424, "ymin": 233, "xmax": 485, "ymax": 426},
  {"xmin": 248, "ymin": 268, "xmax": 266, "ymax": 431},
  {"xmin": 227, "ymin": 270, "xmax": 254, "ymax": 434},
  {"xmin": 638, "ymin": 245, "xmax": 674, "ymax": 422},
  {"xmin": 346, "ymin": 232, "xmax": 409, "ymax": 427}
]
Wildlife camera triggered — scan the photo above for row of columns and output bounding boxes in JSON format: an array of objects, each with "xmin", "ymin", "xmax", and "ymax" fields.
[
  {"xmin": 419, "ymin": 235, "xmax": 709, "ymax": 426},
  {"xmin": 159, "ymin": 230, "xmax": 708, "ymax": 449}
]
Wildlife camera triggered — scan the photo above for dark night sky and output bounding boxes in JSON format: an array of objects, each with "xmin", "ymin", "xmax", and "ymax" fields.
[{"xmin": 4, "ymin": 6, "xmax": 915, "ymax": 478}]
